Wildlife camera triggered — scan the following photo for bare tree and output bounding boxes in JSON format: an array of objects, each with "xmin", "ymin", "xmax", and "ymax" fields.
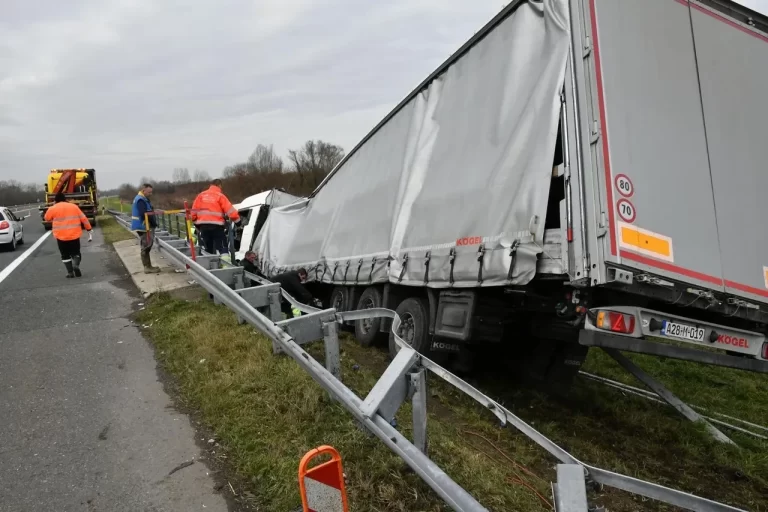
[
  {"xmin": 172, "ymin": 168, "xmax": 191, "ymax": 184},
  {"xmin": 222, "ymin": 163, "xmax": 249, "ymax": 178},
  {"xmin": 247, "ymin": 144, "xmax": 284, "ymax": 174},
  {"xmin": 192, "ymin": 169, "xmax": 211, "ymax": 182},
  {"xmin": 287, "ymin": 140, "xmax": 344, "ymax": 190}
]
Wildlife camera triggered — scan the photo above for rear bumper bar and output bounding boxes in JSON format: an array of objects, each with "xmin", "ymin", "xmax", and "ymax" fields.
[{"xmin": 579, "ymin": 330, "xmax": 768, "ymax": 373}]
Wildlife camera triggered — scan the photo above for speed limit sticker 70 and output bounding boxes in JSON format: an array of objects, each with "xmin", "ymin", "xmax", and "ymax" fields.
[
  {"xmin": 615, "ymin": 174, "xmax": 634, "ymax": 197},
  {"xmin": 617, "ymin": 199, "xmax": 636, "ymax": 223}
]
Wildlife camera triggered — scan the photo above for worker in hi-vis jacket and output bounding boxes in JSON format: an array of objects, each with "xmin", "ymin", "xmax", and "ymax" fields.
[{"xmin": 44, "ymin": 192, "xmax": 93, "ymax": 278}]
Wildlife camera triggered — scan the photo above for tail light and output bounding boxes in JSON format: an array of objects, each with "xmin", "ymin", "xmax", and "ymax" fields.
[
  {"xmin": 0, "ymin": 221, "xmax": 9, "ymax": 230},
  {"xmin": 762, "ymin": 342, "xmax": 768, "ymax": 360},
  {"xmin": 595, "ymin": 310, "xmax": 636, "ymax": 334}
]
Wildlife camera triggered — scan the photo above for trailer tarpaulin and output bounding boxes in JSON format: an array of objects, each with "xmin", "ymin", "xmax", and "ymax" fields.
[{"xmin": 255, "ymin": 0, "xmax": 571, "ymax": 287}]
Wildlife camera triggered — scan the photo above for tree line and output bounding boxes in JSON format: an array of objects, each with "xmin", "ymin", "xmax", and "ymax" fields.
[
  {"xmin": 0, "ymin": 181, "xmax": 44, "ymax": 206},
  {"xmin": 2, "ymin": 139, "xmax": 344, "ymax": 209},
  {"xmin": 116, "ymin": 139, "xmax": 344, "ymax": 208}
]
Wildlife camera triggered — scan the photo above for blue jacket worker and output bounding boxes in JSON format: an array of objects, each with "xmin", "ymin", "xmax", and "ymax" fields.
[{"xmin": 131, "ymin": 183, "xmax": 164, "ymax": 274}]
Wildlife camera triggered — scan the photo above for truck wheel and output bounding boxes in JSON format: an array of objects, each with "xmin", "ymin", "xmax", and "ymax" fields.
[
  {"xmin": 329, "ymin": 286, "xmax": 353, "ymax": 331},
  {"xmin": 389, "ymin": 297, "xmax": 430, "ymax": 358},
  {"xmin": 90, "ymin": 217, "xmax": 97, "ymax": 227},
  {"xmin": 354, "ymin": 286, "xmax": 385, "ymax": 347},
  {"xmin": 43, "ymin": 223, "xmax": 52, "ymax": 231},
  {"xmin": 329, "ymin": 286, "xmax": 350, "ymax": 312}
]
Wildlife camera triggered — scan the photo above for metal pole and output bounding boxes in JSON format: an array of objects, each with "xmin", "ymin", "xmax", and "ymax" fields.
[{"xmin": 603, "ymin": 348, "xmax": 734, "ymax": 445}]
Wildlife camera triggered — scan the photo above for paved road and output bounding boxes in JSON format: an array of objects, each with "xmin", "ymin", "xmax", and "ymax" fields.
[{"xmin": 0, "ymin": 221, "xmax": 229, "ymax": 511}]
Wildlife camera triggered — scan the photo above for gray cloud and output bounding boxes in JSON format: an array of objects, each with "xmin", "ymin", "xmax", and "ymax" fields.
[{"xmin": 1, "ymin": 0, "xmax": 767, "ymax": 188}]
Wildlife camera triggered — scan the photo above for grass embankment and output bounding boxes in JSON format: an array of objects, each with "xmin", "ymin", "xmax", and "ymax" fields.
[
  {"xmin": 96, "ymin": 214, "xmax": 135, "ymax": 244},
  {"xmin": 137, "ymin": 295, "xmax": 768, "ymax": 511}
]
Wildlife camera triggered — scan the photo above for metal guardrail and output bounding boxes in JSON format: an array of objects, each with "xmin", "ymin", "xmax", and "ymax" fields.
[{"xmin": 108, "ymin": 210, "xmax": 746, "ymax": 512}]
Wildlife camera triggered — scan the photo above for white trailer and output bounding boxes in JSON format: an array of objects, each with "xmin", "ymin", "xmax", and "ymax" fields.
[{"xmin": 255, "ymin": 0, "xmax": 768, "ymax": 393}]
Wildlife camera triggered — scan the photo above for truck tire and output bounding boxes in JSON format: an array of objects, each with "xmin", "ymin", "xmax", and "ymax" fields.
[
  {"xmin": 329, "ymin": 286, "xmax": 353, "ymax": 331},
  {"xmin": 329, "ymin": 286, "xmax": 349, "ymax": 312},
  {"xmin": 354, "ymin": 286, "xmax": 386, "ymax": 347},
  {"xmin": 389, "ymin": 297, "xmax": 430, "ymax": 359}
]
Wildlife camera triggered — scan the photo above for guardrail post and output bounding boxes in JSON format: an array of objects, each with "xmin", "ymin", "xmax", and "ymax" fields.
[
  {"xmin": 209, "ymin": 268, "xmax": 245, "ymax": 304},
  {"xmin": 323, "ymin": 321, "xmax": 341, "ymax": 380},
  {"xmin": 553, "ymin": 464, "xmax": 589, "ymax": 512},
  {"xmin": 360, "ymin": 347, "xmax": 418, "ymax": 421},
  {"xmin": 410, "ymin": 368, "xmax": 428, "ymax": 454}
]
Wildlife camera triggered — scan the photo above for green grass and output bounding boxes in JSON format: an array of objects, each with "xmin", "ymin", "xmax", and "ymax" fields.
[
  {"xmin": 136, "ymin": 296, "xmax": 768, "ymax": 511},
  {"xmin": 97, "ymin": 214, "xmax": 135, "ymax": 244},
  {"xmin": 99, "ymin": 196, "xmax": 127, "ymax": 212}
]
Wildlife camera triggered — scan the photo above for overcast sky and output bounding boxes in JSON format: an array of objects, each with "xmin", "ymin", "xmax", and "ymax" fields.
[{"xmin": 2, "ymin": 0, "xmax": 767, "ymax": 189}]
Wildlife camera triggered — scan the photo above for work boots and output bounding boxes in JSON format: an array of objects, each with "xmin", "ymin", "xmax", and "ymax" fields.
[
  {"xmin": 142, "ymin": 252, "xmax": 161, "ymax": 274},
  {"xmin": 72, "ymin": 255, "xmax": 82, "ymax": 277},
  {"xmin": 64, "ymin": 260, "xmax": 75, "ymax": 278}
]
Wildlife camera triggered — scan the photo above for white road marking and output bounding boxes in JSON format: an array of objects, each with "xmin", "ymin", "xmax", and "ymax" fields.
[{"xmin": 0, "ymin": 231, "xmax": 52, "ymax": 285}]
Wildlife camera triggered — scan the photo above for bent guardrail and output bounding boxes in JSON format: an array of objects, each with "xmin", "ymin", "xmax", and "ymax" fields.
[{"xmin": 108, "ymin": 209, "xmax": 745, "ymax": 512}]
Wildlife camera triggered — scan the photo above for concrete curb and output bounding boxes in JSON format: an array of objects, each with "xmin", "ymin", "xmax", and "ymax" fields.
[{"xmin": 112, "ymin": 237, "xmax": 199, "ymax": 299}]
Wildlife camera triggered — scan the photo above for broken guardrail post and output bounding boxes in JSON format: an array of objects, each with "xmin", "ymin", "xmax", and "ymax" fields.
[
  {"xmin": 410, "ymin": 368, "xmax": 428, "ymax": 454},
  {"xmin": 553, "ymin": 464, "xmax": 589, "ymax": 512},
  {"xmin": 323, "ymin": 320, "xmax": 341, "ymax": 380}
]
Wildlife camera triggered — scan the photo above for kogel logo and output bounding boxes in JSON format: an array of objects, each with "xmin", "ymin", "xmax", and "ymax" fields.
[
  {"xmin": 717, "ymin": 334, "xmax": 750, "ymax": 349},
  {"xmin": 456, "ymin": 236, "xmax": 483, "ymax": 246},
  {"xmin": 431, "ymin": 341, "xmax": 460, "ymax": 352}
]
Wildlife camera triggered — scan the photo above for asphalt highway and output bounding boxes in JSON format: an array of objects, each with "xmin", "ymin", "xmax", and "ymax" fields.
[{"xmin": 0, "ymin": 218, "xmax": 228, "ymax": 511}]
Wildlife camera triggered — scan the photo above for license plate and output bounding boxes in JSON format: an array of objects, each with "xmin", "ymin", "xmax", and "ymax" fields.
[{"xmin": 661, "ymin": 321, "xmax": 705, "ymax": 342}]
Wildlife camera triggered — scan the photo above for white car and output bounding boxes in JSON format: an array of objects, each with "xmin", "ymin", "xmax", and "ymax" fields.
[{"xmin": 0, "ymin": 207, "xmax": 25, "ymax": 251}]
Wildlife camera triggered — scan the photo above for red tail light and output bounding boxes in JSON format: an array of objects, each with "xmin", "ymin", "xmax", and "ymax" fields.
[
  {"xmin": 762, "ymin": 342, "xmax": 768, "ymax": 360},
  {"xmin": 595, "ymin": 310, "xmax": 636, "ymax": 334},
  {"xmin": 0, "ymin": 221, "xmax": 9, "ymax": 230}
]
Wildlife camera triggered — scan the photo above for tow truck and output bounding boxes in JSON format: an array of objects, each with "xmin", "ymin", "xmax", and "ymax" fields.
[{"xmin": 40, "ymin": 169, "xmax": 99, "ymax": 230}]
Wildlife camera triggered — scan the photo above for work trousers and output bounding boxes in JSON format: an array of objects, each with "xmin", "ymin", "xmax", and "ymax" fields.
[
  {"xmin": 197, "ymin": 224, "xmax": 228, "ymax": 254},
  {"xmin": 56, "ymin": 238, "xmax": 81, "ymax": 262},
  {"xmin": 137, "ymin": 230, "xmax": 155, "ymax": 254}
]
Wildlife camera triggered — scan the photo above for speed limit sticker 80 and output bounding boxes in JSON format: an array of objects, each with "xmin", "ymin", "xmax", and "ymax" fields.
[{"xmin": 615, "ymin": 174, "xmax": 634, "ymax": 197}]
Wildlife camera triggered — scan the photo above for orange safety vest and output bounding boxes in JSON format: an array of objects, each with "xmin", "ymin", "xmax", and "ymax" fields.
[
  {"xmin": 191, "ymin": 185, "xmax": 240, "ymax": 226},
  {"xmin": 44, "ymin": 201, "xmax": 92, "ymax": 241}
]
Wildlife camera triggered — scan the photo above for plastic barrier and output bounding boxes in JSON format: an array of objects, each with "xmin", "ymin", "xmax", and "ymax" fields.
[{"xmin": 299, "ymin": 446, "xmax": 349, "ymax": 512}]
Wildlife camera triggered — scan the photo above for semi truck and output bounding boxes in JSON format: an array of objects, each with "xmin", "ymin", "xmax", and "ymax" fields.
[
  {"xmin": 254, "ymin": 0, "xmax": 768, "ymax": 391},
  {"xmin": 41, "ymin": 169, "xmax": 99, "ymax": 230}
]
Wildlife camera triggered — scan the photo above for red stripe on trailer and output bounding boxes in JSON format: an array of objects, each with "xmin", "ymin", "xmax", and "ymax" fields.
[
  {"xmin": 725, "ymin": 280, "xmax": 768, "ymax": 299},
  {"xmin": 588, "ymin": 0, "xmax": 617, "ymax": 257},
  {"xmin": 620, "ymin": 250, "xmax": 723, "ymax": 286}
]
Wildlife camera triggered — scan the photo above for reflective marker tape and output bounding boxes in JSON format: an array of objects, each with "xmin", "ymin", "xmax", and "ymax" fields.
[
  {"xmin": 618, "ymin": 223, "xmax": 674, "ymax": 263},
  {"xmin": 304, "ymin": 476, "xmax": 344, "ymax": 511}
]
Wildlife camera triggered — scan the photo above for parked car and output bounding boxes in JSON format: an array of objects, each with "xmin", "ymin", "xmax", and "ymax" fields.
[{"xmin": 0, "ymin": 207, "xmax": 25, "ymax": 251}]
